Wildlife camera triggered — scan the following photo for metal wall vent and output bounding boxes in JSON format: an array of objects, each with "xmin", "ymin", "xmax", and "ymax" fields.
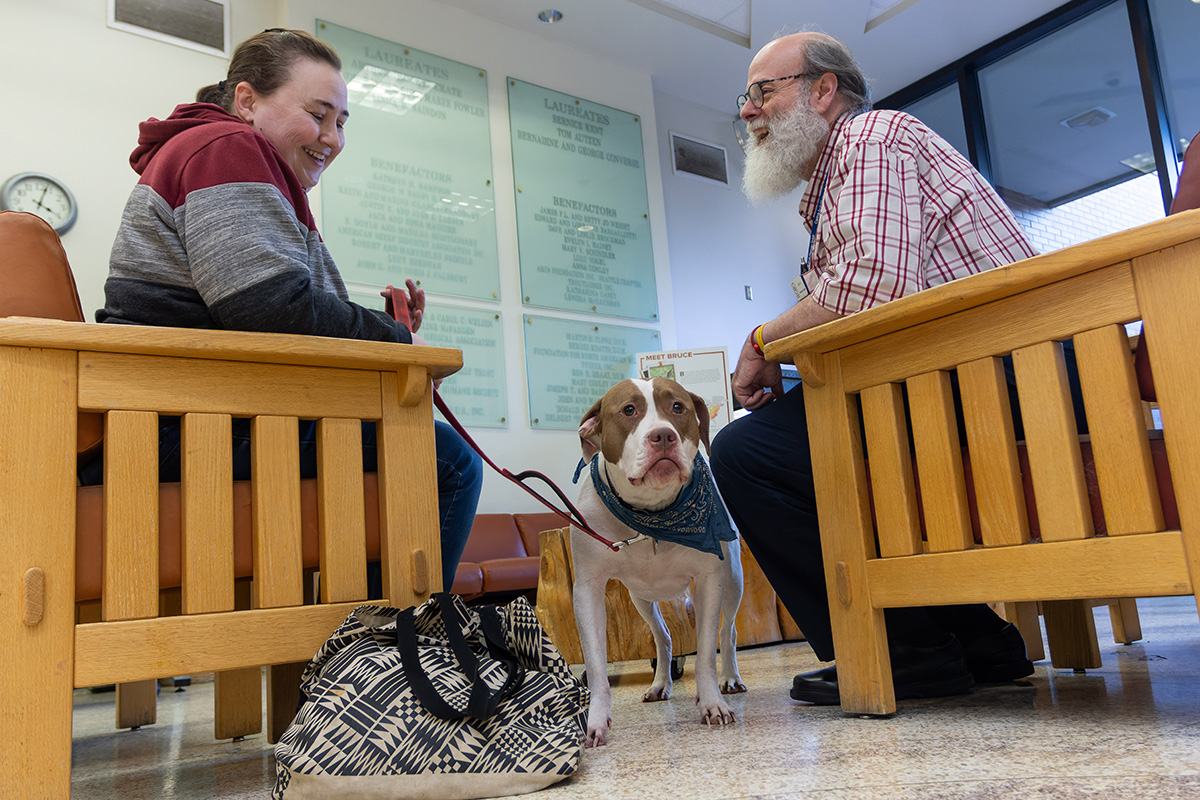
[{"xmin": 669, "ymin": 131, "xmax": 729, "ymax": 187}]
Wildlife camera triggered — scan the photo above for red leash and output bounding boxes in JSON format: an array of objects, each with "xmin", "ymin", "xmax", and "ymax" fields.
[{"xmin": 382, "ymin": 285, "xmax": 622, "ymax": 552}]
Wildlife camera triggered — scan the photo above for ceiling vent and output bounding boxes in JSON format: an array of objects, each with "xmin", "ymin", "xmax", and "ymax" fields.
[{"xmin": 1060, "ymin": 107, "xmax": 1116, "ymax": 130}]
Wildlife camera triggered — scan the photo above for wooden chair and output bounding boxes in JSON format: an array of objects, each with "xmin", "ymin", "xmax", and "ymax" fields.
[
  {"xmin": 0, "ymin": 211, "xmax": 458, "ymax": 795},
  {"xmin": 765, "ymin": 209, "xmax": 1200, "ymax": 716}
]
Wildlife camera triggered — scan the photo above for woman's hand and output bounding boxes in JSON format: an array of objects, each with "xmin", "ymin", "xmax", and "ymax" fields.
[{"xmin": 405, "ymin": 278, "xmax": 425, "ymax": 333}]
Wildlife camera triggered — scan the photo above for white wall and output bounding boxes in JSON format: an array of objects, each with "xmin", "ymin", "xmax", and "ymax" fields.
[
  {"xmin": 4, "ymin": 0, "xmax": 276, "ymax": 318},
  {"xmin": 651, "ymin": 89, "xmax": 808, "ymax": 360}
]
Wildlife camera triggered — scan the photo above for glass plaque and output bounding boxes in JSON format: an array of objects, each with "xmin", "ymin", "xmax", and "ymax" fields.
[
  {"xmin": 524, "ymin": 315, "xmax": 660, "ymax": 430},
  {"xmin": 318, "ymin": 20, "xmax": 500, "ymax": 300},
  {"xmin": 508, "ymin": 78, "xmax": 657, "ymax": 320},
  {"xmin": 345, "ymin": 288, "xmax": 507, "ymax": 428},
  {"xmin": 422, "ymin": 306, "xmax": 508, "ymax": 428}
]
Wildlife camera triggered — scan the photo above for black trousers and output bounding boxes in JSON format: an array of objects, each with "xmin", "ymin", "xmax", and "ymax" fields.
[{"xmin": 709, "ymin": 349, "xmax": 1087, "ymax": 662}]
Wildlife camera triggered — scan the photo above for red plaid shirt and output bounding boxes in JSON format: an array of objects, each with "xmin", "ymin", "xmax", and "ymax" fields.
[{"xmin": 801, "ymin": 110, "xmax": 1036, "ymax": 315}]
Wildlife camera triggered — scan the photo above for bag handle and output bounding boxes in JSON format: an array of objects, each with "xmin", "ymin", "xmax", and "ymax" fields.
[{"xmin": 395, "ymin": 594, "xmax": 524, "ymax": 721}]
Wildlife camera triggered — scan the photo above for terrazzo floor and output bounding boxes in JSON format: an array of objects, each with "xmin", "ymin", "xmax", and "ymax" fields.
[{"xmin": 71, "ymin": 595, "xmax": 1200, "ymax": 799}]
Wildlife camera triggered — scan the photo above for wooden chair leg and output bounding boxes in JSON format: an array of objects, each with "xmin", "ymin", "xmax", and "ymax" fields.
[
  {"xmin": 996, "ymin": 601, "xmax": 1045, "ymax": 662},
  {"xmin": 212, "ymin": 578, "xmax": 263, "ymax": 740},
  {"xmin": 1043, "ymin": 599, "xmax": 1102, "ymax": 670},
  {"xmin": 115, "ymin": 680, "xmax": 157, "ymax": 729},
  {"xmin": 268, "ymin": 662, "xmax": 307, "ymax": 743},
  {"xmin": 214, "ymin": 667, "xmax": 263, "ymax": 740},
  {"xmin": 1107, "ymin": 598, "xmax": 1142, "ymax": 645}
]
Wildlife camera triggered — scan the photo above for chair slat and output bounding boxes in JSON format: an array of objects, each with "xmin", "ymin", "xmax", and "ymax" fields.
[
  {"xmin": 906, "ymin": 371, "xmax": 973, "ymax": 553},
  {"xmin": 181, "ymin": 413, "xmax": 235, "ymax": 614},
  {"xmin": 1073, "ymin": 325, "xmax": 1164, "ymax": 536},
  {"xmin": 103, "ymin": 410, "xmax": 159, "ymax": 621},
  {"xmin": 251, "ymin": 416, "xmax": 303, "ymax": 609},
  {"xmin": 316, "ymin": 418, "xmax": 368, "ymax": 603},
  {"xmin": 1012, "ymin": 341, "xmax": 1092, "ymax": 542},
  {"xmin": 958, "ymin": 356, "xmax": 1030, "ymax": 547},
  {"xmin": 860, "ymin": 383, "xmax": 922, "ymax": 557},
  {"xmin": 377, "ymin": 370, "xmax": 441, "ymax": 606}
]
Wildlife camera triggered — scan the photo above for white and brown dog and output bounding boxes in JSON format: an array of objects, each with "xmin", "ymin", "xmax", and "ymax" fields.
[{"xmin": 572, "ymin": 377, "xmax": 746, "ymax": 747}]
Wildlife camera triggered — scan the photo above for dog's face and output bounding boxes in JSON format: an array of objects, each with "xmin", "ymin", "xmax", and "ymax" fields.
[{"xmin": 578, "ymin": 378, "xmax": 710, "ymax": 496}]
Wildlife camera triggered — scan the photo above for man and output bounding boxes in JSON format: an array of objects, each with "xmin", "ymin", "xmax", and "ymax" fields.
[{"xmin": 710, "ymin": 32, "xmax": 1041, "ymax": 706}]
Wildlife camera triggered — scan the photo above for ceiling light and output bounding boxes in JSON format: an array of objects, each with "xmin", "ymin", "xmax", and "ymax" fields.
[
  {"xmin": 1059, "ymin": 106, "xmax": 1116, "ymax": 130},
  {"xmin": 538, "ymin": 10, "xmax": 563, "ymax": 23},
  {"xmin": 346, "ymin": 66, "xmax": 436, "ymax": 115},
  {"xmin": 1120, "ymin": 152, "xmax": 1157, "ymax": 174}
]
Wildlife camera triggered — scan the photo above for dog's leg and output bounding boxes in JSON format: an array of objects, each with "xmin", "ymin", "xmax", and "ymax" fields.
[
  {"xmin": 719, "ymin": 538, "xmax": 747, "ymax": 694},
  {"xmin": 691, "ymin": 571, "xmax": 735, "ymax": 726},
  {"xmin": 629, "ymin": 593, "xmax": 673, "ymax": 702},
  {"xmin": 572, "ymin": 575, "xmax": 613, "ymax": 747}
]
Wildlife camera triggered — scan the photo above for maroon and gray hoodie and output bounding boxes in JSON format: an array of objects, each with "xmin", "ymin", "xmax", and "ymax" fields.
[{"xmin": 98, "ymin": 103, "xmax": 410, "ymax": 343}]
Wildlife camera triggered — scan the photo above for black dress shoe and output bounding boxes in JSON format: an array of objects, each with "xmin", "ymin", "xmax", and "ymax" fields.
[
  {"xmin": 790, "ymin": 636, "xmax": 975, "ymax": 706},
  {"xmin": 960, "ymin": 623, "xmax": 1035, "ymax": 682}
]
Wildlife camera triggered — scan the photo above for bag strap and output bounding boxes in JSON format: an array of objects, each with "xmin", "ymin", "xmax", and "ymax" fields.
[{"xmin": 395, "ymin": 594, "xmax": 524, "ymax": 721}]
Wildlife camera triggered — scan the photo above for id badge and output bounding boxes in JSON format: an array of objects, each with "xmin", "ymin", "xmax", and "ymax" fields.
[{"xmin": 791, "ymin": 273, "xmax": 810, "ymax": 302}]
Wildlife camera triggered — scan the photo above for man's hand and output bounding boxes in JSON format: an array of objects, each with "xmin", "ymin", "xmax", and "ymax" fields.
[
  {"xmin": 405, "ymin": 278, "xmax": 426, "ymax": 333},
  {"xmin": 732, "ymin": 331, "xmax": 785, "ymax": 411}
]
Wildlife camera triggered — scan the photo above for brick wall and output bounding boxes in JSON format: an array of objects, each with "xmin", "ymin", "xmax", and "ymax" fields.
[{"xmin": 1004, "ymin": 172, "xmax": 1166, "ymax": 254}]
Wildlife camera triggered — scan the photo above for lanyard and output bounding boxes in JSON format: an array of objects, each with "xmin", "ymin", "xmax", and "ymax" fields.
[{"xmin": 800, "ymin": 167, "xmax": 832, "ymax": 293}]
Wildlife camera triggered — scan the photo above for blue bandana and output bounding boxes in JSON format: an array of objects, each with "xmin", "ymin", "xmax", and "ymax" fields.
[{"xmin": 572, "ymin": 454, "xmax": 737, "ymax": 559}]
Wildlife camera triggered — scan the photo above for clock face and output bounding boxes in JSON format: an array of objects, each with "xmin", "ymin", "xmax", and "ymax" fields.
[{"xmin": 1, "ymin": 173, "xmax": 77, "ymax": 234}]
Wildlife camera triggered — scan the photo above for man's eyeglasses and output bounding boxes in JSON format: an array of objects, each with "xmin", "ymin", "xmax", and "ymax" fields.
[{"xmin": 736, "ymin": 72, "xmax": 812, "ymax": 111}]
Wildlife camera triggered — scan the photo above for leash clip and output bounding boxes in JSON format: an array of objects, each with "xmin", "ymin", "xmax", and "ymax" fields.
[{"xmin": 611, "ymin": 534, "xmax": 650, "ymax": 550}]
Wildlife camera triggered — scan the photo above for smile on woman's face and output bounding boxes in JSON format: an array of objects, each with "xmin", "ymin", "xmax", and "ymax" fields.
[{"xmin": 238, "ymin": 57, "xmax": 349, "ymax": 191}]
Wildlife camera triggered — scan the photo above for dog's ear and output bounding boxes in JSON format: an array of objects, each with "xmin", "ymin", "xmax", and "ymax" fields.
[
  {"xmin": 578, "ymin": 399, "xmax": 604, "ymax": 461},
  {"xmin": 689, "ymin": 391, "xmax": 712, "ymax": 456}
]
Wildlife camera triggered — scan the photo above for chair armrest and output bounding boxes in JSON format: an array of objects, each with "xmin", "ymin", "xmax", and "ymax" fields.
[
  {"xmin": 765, "ymin": 210, "xmax": 1200, "ymax": 375},
  {"xmin": 0, "ymin": 318, "xmax": 463, "ymax": 380}
]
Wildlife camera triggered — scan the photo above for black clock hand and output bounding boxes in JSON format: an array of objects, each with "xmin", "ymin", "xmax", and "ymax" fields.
[{"xmin": 34, "ymin": 185, "xmax": 51, "ymax": 212}]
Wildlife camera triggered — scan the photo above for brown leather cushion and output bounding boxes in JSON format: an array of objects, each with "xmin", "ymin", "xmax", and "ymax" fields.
[
  {"xmin": 75, "ymin": 474, "xmax": 383, "ymax": 602},
  {"xmin": 0, "ymin": 211, "xmax": 104, "ymax": 458},
  {"xmin": 479, "ymin": 557, "xmax": 541, "ymax": 595},
  {"xmin": 453, "ymin": 562, "xmax": 484, "ymax": 597},
  {"xmin": 461, "ymin": 513, "xmax": 528, "ymax": 562},
  {"xmin": 513, "ymin": 512, "xmax": 566, "ymax": 557}
]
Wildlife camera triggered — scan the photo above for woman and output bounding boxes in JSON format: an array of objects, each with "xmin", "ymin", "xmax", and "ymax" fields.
[{"xmin": 83, "ymin": 28, "xmax": 481, "ymax": 591}]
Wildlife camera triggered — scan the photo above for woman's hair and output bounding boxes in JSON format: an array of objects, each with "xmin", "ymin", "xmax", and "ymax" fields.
[{"xmin": 196, "ymin": 28, "xmax": 342, "ymax": 110}]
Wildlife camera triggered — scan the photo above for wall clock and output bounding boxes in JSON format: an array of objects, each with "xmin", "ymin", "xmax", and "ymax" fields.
[{"xmin": 1, "ymin": 172, "xmax": 78, "ymax": 235}]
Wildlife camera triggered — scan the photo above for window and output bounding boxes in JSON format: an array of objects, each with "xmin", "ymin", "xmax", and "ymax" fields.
[{"xmin": 900, "ymin": 83, "xmax": 969, "ymax": 160}]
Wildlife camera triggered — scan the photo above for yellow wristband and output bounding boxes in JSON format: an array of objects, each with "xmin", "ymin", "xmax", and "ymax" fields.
[{"xmin": 754, "ymin": 324, "xmax": 767, "ymax": 354}]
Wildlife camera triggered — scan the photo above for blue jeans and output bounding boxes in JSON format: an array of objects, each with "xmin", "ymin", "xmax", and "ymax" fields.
[{"xmin": 78, "ymin": 418, "xmax": 482, "ymax": 592}]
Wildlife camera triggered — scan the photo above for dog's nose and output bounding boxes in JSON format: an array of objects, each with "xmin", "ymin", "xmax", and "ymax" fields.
[{"xmin": 648, "ymin": 427, "xmax": 677, "ymax": 448}]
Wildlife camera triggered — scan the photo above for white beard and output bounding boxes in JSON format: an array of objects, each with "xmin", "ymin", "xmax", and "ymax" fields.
[{"xmin": 741, "ymin": 99, "xmax": 831, "ymax": 206}]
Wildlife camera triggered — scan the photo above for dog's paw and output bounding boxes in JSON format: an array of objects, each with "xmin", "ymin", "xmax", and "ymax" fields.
[
  {"xmin": 720, "ymin": 678, "xmax": 748, "ymax": 695},
  {"xmin": 585, "ymin": 718, "xmax": 612, "ymax": 747},
  {"xmin": 698, "ymin": 700, "xmax": 736, "ymax": 726},
  {"xmin": 642, "ymin": 685, "xmax": 670, "ymax": 703}
]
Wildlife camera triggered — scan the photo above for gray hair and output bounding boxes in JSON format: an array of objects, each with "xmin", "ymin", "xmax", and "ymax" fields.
[{"xmin": 771, "ymin": 29, "xmax": 873, "ymax": 115}]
